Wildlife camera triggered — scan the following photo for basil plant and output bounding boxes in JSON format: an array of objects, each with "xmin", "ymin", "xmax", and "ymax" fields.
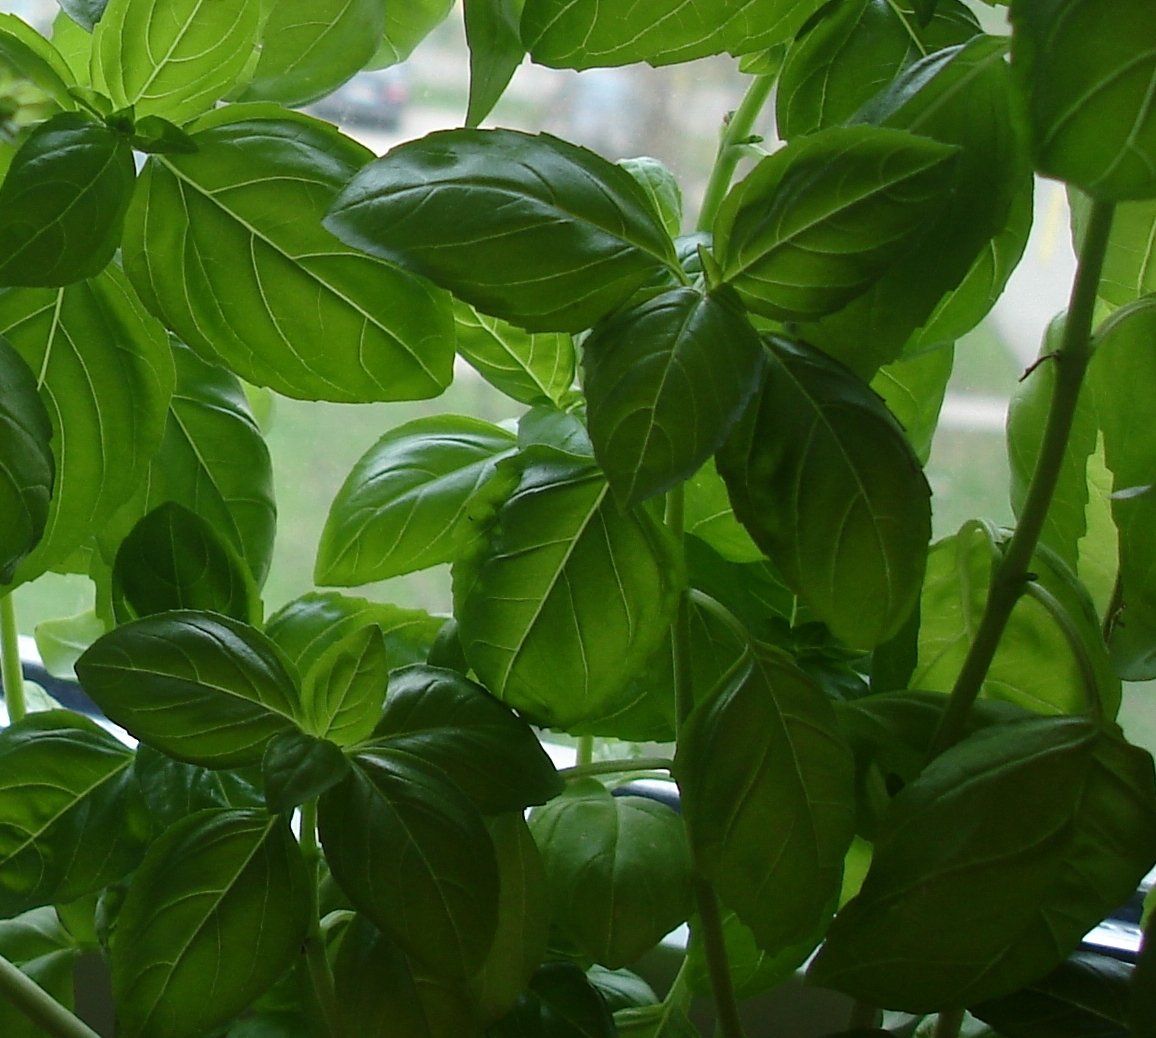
[{"xmin": 0, "ymin": 0, "xmax": 1155, "ymax": 1036}]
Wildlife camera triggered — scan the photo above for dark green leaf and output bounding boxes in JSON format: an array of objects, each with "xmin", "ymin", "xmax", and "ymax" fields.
[
  {"xmin": 1134, "ymin": 926, "xmax": 1155, "ymax": 1038},
  {"xmin": 111, "ymin": 502, "xmax": 260, "ymax": 624},
  {"xmin": 58, "ymin": 0, "xmax": 108, "ymax": 32},
  {"xmin": 1010, "ymin": 0, "xmax": 1156, "ymax": 200},
  {"xmin": 76, "ymin": 611, "xmax": 301, "ymax": 769},
  {"xmin": 320, "ymin": 751, "xmax": 499, "ymax": 979},
  {"xmin": 675, "ymin": 648, "xmax": 857, "ymax": 950},
  {"xmin": 717, "ymin": 336, "xmax": 931, "ymax": 648},
  {"xmin": 0, "ymin": 907, "xmax": 78, "ymax": 1038},
  {"xmin": 133, "ymin": 743, "xmax": 263, "ymax": 831},
  {"xmin": 129, "ymin": 115, "xmax": 197, "ymax": 155},
  {"xmin": 487, "ymin": 960, "xmax": 616, "ymax": 1038},
  {"xmin": 261, "ymin": 729, "xmax": 349, "ymax": 813},
  {"xmin": 808, "ymin": 718, "xmax": 1156, "ymax": 1011},
  {"xmin": 455, "ymin": 299, "xmax": 576, "ymax": 406},
  {"xmin": 325, "ymin": 127, "xmax": 679, "ymax": 334},
  {"xmin": 586, "ymin": 967, "xmax": 657, "ymax": 1012},
  {"xmin": 528, "ymin": 780, "xmax": 693, "ymax": 968},
  {"xmin": 300, "ymin": 624, "xmax": 391, "ymax": 746},
  {"xmin": 111, "ymin": 810, "xmax": 311, "ymax": 1038},
  {"xmin": 584, "ymin": 286, "xmax": 764, "ymax": 506},
  {"xmin": 124, "ymin": 109, "xmax": 455, "ymax": 403},
  {"xmin": 239, "ymin": 0, "xmax": 384, "ymax": 106},
  {"xmin": 0, "ymin": 335, "xmax": 52, "ymax": 585},
  {"xmin": 0, "ymin": 266, "xmax": 174, "ymax": 586},
  {"xmin": 714, "ymin": 125, "xmax": 958, "ymax": 321},
  {"xmin": 521, "ymin": 0, "xmax": 826, "ymax": 68},
  {"xmin": 970, "ymin": 951, "xmax": 1131, "ymax": 1038},
  {"xmin": 92, "ymin": 0, "xmax": 263, "ymax": 123},
  {"xmin": 0, "ymin": 711, "xmax": 149, "ymax": 916},
  {"xmin": 374, "ymin": 664, "xmax": 562, "ymax": 813},
  {"xmin": 0, "ymin": 112, "xmax": 134, "ymax": 286},
  {"xmin": 334, "ymin": 914, "xmax": 481, "ymax": 1036},
  {"xmin": 316, "ymin": 415, "xmax": 517, "ymax": 585},
  {"xmin": 464, "ymin": 0, "xmax": 525, "ymax": 128},
  {"xmin": 454, "ymin": 448, "xmax": 682, "ymax": 730}
]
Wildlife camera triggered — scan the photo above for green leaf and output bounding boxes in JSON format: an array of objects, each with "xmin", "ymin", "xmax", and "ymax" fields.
[
  {"xmin": 316, "ymin": 414, "xmax": 517, "ymax": 585},
  {"xmin": 1087, "ymin": 298, "xmax": 1156, "ymax": 678},
  {"xmin": 0, "ymin": 111, "xmax": 134, "ymax": 286},
  {"xmin": 92, "ymin": 0, "xmax": 262, "ymax": 123},
  {"xmin": 238, "ymin": 0, "xmax": 384, "ymax": 105},
  {"xmin": 261, "ymin": 729, "xmax": 349, "ymax": 813},
  {"xmin": 583, "ymin": 286, "xmax": 765, "ymax": 506},
  {"xmin": 716, "ymin": 336, "xmax": 932, "ymax": 648},
  {"xmin": 970, "ymin": 951, "xmax": 1132, "ymax": 1038},
  {"xmin": 133, "ymin": 743, "xmax": 263, "ymax": 831},
  {"xmin": 714, "ymin": 125, "xmax": 958, "ymax": 321},
  {"xmin": 129, "ymin": 114, "xmax": 197, "ymax": 155},
  {"xmin": 0, "ymin": 335, "xmax": 53, "ymax": 585},
  {"xmin": 75, "ymin": 611, "xmax": 301, "ymax": 768},
  {"xmin": 675, "ymin": 648, "xmax": 856, "ymax": 951},
  {"xmin": 111, "ymin": 809, "xmax": 311, "ymax": 1038},
  {"xmin": 528, "ymin": 780, "xmax": 693, "ymax": 969},
  {"xmin": 0, "ymin": 711, "xmax": 149, "ymax": 916},
  {"xmin": 374, "ymin": 664, "xmax": 562, "ymax": 814},
  {"xmin": 33, "ymin": 609, "xmax": 105, "ymax": 678},
  {"xmin": 777, "ymin": 0, "xmax": 981, "ymax": 139},
  {"xmin": 1134, "ymin": 925, "xmax": 1155, "ymax": 1038},
  {"xmin": 58, "ymin": 0, "xmax": 108, "ymax": 32},
  {"xmin": 472, "ymin": 812, "xmax": 550, "ymax": 1023},
  {"xmin": 325, "ymin": 127, "xmax": 679, "ymax": 334},
  {"xmin": 124, "ymin": 109, "xmax": 455, "ymax": 403},
  {"xmin": 319, "ymin": 751, "xmax": 499, "ymax": 979},
  {"xmin": 808, "ymin": 717, "xmax": 1156, "ymax": 1011},
  {"xmin": 463, "ymin": 0, "xmax": 525, "ymax": 128},
  {"xmin": 0, "ymin": 908, "xmax": 78, "ymax": 1038},
  {"xmin": 111, "ymin": 502, "xmax": 260, "ymax": 624},
  {"xmin": 334, "ymin": 914, "xmax": 480, "ymax": 1036},
  {"xmin": 454, "ymin": 299, "xmax": 576, "ymax": 406},
  {"xmin": 1073, "ymin": 194, "xmax": 1156, "ymax": 309},
  {"xmin": 521, "ymin": 0, "xmax": 827, "ymax": 69},
  {"xmin": 618, "ymin": 157, "xmax": 683, "ymax": 240},
  {"xmin": 684, "ymin": 460, "xmax": 764, "ymax": 565},
  {"xmin": 871, "ymin": 343, "xmax": 953, "ymax": 465},
  {"xmin": 490, "ymin": 960, "xmax": 617, "ymax": 1038},
  {"xmin": 300, "ymin": 624, "xmax": 391, "ymax": 746},
  {"xmin": 454, "ymin": 448, "xmax": 682, "ymax": 730},
  {"xmin": 374, "ymin": 0, "xmax": 455, "ymax": 67},
  {"xmin": 0, "ymin": 15, "xmax": 78, "ymax": 111},
  {"xmin": 1010, "ymin": 0, "xmax": 1156, "ymax": 201},
  {"xmin": 0, "ymin": 266, "xmax": 175, "ymax": 586}
]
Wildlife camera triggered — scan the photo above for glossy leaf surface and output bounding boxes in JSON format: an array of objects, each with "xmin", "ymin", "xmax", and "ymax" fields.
[
  {"xmin": 583, "ymin": 286, "xmax": 764, "ymax": 506},
  {"xmin": 326, "ymin": 127, "xmax": 679, "ymax": 333},
  {"xmin": 111, "ymin": 810, "xmax": 311, "ymax": 1038},
  {"xmin": 463, "ymin": 0, "xmax": 525, "ymax": 127},
  {"xmin": 76, "ymin": 611, "xmax": 301, "ymax": 768},
  {"xmin": 133, "ymin": 744, "xmax": 263, "ymax": 831},
  {"xmin": 261, "ymin": 729, "xmax": 349, "ymax": 813},
  {"xmin": 298, "ymin": 624, "xmax": 390, "ymax": 746},
  {"xmin": 124, "ymin": 110, "xmax": 455, "ymax": 402},
  {"xmin": 454, "ymin": 448, "xmax": 681, "ymax": 729},
  {"xmin": 676, "ymin": 649, "xmax": 856, "ymax": 951},
  {"xmin": 717, "ymin": 336, "xmax": 931, "ymax": 648},
  {"xmin": 316, "ymin": 415, "xmax": 517, "ymax": 585},
  {"xmin": 810, "ymin": 718, "xmax": 1156, "ymax": 1010}
]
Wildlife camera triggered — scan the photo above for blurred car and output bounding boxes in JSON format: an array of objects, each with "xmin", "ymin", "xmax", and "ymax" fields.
[{"xmin": 304, "ymin": 65, "xmax": 410, "ymax": 131}]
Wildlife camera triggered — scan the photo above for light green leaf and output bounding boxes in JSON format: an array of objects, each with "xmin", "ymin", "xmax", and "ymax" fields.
[
  {"xmin": 373, "ymin": 0, "xmax": 455, "ymax": 67},
  {"xmin": 618, "ymin": 157, "xmax": 683, "ymax": 239},
  {"xmin": 684, "ymin": 460, "xmax": 764, "ymax": 565},
  {"xmin": 584, "ymin": 286, "xmax": 765, "ymax": 507},
  {"xmin": 0, "ymin": 335, "xmax": 53, "ymax": 585},
  {"xmin": 319, "ymin": 751, "xmax": 499, "ymax": 979},
  {"xmin": 0, "ymin": 15, "xmax": 78, "ymax": 110},
  {"xmin": 0, "ymin": 907, "xmax": 78, "ymax": 1038},
  {"xmin": 76, "ymin": 611, "xmax": 302, "ymax": 768},
  {"xmin": 316, "ymin": 414, "xmax": 517, "ymax": 585},
  {"xmin": 675, "ymin": 648, "xmax": 857, "ymax": 951},
  {"xmin": 112, "ymin": 810, "xmax": 311, "ymax": 1038},
  {"xmin": 239, "ymin": 0, "xmax": 384, "ymax": 106},
  {"xmin": 870, "ymin": 343, "xmax": 953, "ymax": 465},
  {"xmin": 464, "ymin": 0, "xmax": 525, "ymax": 128},
  {"xmin": 1073, "ymin": 193, "xmax": 1156, "ymax": 309},
  {"xmin": 124, "ymin": 109, "xmax": 455, "ymax": 403},
  {"xmin": 92, "ymin": 0, "xmax": 263, "ymax": 123},
  {"xmin": 325, "ymin": 127, "xmax": 679, "ymax": 334},
  {"xmin": 454, "ymin": 299, "xmax": 576, "ymax": 406},
  {"xmin": 0, "ymin": 711, "xmax": 149, "ymax": 916},
  {"xmin": 299, "ymin": 624, "xmax": 390, "ymax": 746},
  {"xmin": 1010, "ymin": 0, "xmax": 1156, "ymax": 200},
  {"xmin": 33, "ymin": 609, "xmax": 105, "ymax": 678},
  {"xmin": 0, "ymin": 266, "xmax": 175, "ymax": 587},
  {"xmin": 529, "ymin": 780, "xmax": 693, "ymax": 969},
  {"xmin": 809, "ymin": 718, "xmax": 1156, "ymax": 1011},
  {"xmin": 454, "ymin": 448, "xmax": 682, "ymax": 730},
  {"xmin": 716, "ymin": 336, "xmax": 932, "ymax": 648}
]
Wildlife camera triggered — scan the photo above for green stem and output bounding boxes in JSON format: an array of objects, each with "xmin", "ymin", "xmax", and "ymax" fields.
[
  {"xmin": 575, "ymin": 734, "xmax": 596, "ymax": 767},
  {"xmin": 0, "ymin": 954, "xmax": 101, "ymax": 1038},
  {"xmin": 929, "ymin": 198, "xmax": 1116, "ymax": 758},
  {"xmin": 696, "ymin": 73, "xmax": 775, "ymax": 234},
  {"xmin": 299, "ymin": 800, "xmax": 342, "ymax": 1038},
  {"xmin": 0, "ymin": 594, "xmax": 26, "ymax": 724},
  {"xmin": 933, "ymin": 1008, "xmax": 965, "ymax": 1038},
  {"xmin": 693, "ymin": 878, "xmax": 748, "ymax": 1038},
  {"xmin": 560, "ymin": 757, "xmax": 674, "ymax": 781}
]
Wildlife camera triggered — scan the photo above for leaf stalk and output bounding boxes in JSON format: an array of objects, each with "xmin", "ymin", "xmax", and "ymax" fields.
[
  {"xmin": 0, "ymin": 594, "xmax": 26, "ymax": 725},
  {"xmin": 0, "ymin": 953, "xmax": 101, "ymax": 1038},
  {"xmin": 299, "ymin": 799, "xmax": 343, "ymax": 1038}
]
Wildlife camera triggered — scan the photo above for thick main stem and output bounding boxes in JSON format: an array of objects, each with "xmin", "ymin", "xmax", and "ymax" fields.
[
  {"xmin": 0, "ymin": 955, "xmax": 101, "ymax": 1038},
  {"xmin": 930, "ymin": 199, "xmax": 1116, "ymax": 757},
  {"xmin": 299, "ymin": 800, "xmax": 342, "ymax": 1038},
  {"xmin": 0, "ymin": 594, "xmax": 26, "ymax": 724}
]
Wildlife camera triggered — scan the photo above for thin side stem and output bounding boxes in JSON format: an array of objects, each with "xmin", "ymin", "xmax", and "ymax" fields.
[
  {"xmin": 929, "ymin": 199, "xmax": 1116, "ymax": 758},
  {"xmin": 0, "ymin": 954, "xmax": 101, "ymax": 1038},
  {"xmin": 559, "ymin": 757, "xmax": 674, "ymax": 781},
  {"xmin": 0, "ymin": 594, "xmax": 26, "ymax": 724},
  {"xmin": 575, "ymin": 734, "xmax": 596, "ymax": 768},
  {"xmin": 299, "ymin": 800, "xmax": 342, "ymax": 1038},
  {"xmin": 693, "ymin": 878, "xmax": 748, "ymax": 1038}
]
